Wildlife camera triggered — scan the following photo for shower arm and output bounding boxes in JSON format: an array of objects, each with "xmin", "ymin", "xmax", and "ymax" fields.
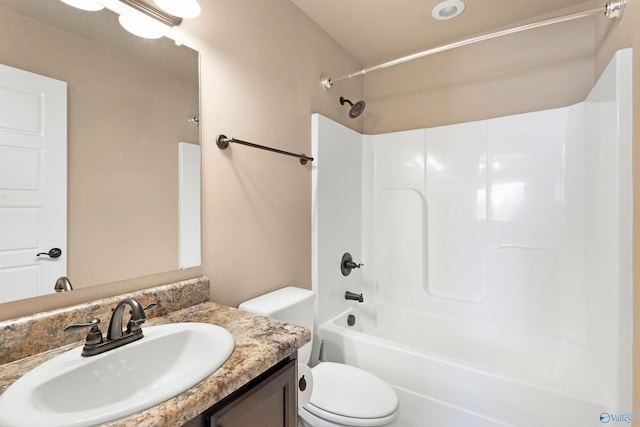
[{"xmin": 320, "ymin": 0, "xmax": 626, "ymax": 91}]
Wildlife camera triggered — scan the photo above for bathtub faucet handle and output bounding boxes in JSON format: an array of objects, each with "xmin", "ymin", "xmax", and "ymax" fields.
[
  {"xmin": 341, "ymin": 252, "xmax": 363, "ymax": 276},
  {"xmin": 345, "ymin": 291, "xmax": 364, "ymax": 303}
]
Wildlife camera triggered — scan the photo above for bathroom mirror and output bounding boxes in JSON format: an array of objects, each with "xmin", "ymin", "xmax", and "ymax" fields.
[{"xmin": 0, "ymin": 0, "xmax": 200, "ymax": 301}]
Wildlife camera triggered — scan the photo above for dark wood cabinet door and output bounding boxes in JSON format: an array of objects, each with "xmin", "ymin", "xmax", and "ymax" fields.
[{"xmin": 208, "ymin": 359, "xmax": 297, "ymax": 427}]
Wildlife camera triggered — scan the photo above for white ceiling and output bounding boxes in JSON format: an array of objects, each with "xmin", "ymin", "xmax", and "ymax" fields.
[{"xmin": 291, "ymin": 0, "xmax": 594, "ymax": 66}]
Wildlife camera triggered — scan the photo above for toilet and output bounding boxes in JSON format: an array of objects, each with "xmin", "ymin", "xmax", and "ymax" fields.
[{"xmin": 239, "ymin": 287, "xmax": 399, "ymax": 427}]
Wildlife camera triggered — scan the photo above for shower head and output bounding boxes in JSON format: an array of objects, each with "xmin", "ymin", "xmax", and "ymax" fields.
[{"xmin": 340, "ymin": 96, "xmax": 366, "ymax": 119}]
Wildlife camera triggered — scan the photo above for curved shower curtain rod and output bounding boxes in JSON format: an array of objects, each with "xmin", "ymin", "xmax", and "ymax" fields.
[{"xmin": 320, "ymin": 0, "xmax": 627, "ymax": 91}]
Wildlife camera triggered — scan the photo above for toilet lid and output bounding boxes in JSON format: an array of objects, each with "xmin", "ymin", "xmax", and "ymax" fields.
[{"xmin": 307, "ymin": 363, "xmax": 398, "ymax": 421}]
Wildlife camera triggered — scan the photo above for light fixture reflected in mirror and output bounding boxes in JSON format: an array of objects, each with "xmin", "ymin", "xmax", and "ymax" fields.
[
  {"xmin": 153, "ymin": 0, "xmax": 201, "ymax": 19},
  {"xmin": 58, "ymin": 0, "xmax": 201, "ymax": 42},
  {"xmin": 59, "ymin": 0, "xmax": 104, "ymax": 11},
  {"xmin": 118, "ymin": 13, "xmax": 163, "ymax": 39}
]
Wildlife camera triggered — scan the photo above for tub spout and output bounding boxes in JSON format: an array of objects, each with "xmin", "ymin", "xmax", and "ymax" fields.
[{"xmin": 345, "ymin": 291, "xmax": 364, "ymax": 303}]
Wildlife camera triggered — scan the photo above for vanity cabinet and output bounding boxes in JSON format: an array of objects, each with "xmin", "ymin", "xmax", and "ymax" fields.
[{"xmin": 184, "ymin": 356, "xmax": 297, "ymax": 427}]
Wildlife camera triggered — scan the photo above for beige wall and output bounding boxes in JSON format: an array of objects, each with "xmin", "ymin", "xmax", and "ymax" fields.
[{"xmin": 180, "ymin": 0, "xmax": 363, "ymax": 307}]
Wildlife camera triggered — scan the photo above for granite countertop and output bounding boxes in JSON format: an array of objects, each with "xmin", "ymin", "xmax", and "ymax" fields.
[{"xmin": 0, "ymin": 301, "xmax": 310, "ymax": 426}]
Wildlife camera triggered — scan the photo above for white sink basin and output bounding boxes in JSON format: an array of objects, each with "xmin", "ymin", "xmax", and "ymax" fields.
[{"xmin": 0, "ymin": 322, "xmax": 235, "ymax": 427}]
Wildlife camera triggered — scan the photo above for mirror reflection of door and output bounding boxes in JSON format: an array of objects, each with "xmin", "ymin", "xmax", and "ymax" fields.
[{"xmin": 0, "ymin": 64, "xmax": 67, "ymax": 303}]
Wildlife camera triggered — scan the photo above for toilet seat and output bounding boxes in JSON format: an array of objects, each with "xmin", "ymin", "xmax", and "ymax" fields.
[
  {"xmin": 303, "ymin": 362, "xmax": 399, "ymax": 426},
  {"xmin": 301, "ymin": 404, "xmax": 398, "ymax": 427}
]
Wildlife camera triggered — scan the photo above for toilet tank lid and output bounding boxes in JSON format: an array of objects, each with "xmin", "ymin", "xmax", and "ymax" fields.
[{"xmin": 238, "ymin": 286, "xmax": 315, "ymax": 317}]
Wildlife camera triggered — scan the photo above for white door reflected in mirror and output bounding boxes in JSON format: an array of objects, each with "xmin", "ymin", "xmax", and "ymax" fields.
[{"xmin": 0, "ymin": 64, "xmax": 67, "ymax": 303}]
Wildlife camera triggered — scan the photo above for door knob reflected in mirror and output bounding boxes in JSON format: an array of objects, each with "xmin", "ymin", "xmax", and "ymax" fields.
[{"xmin": 36, "ymin": 248, "xmax": 62, "ymax": 258}]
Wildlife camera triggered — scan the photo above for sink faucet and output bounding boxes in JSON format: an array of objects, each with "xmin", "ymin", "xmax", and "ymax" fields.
[
  {"xmin": 107, "ymin": 297, "xmax": 146, "ymax": 340},
  {"xmin": 64, "ymin": 298, "xmax": 155, "ymax": 357}
]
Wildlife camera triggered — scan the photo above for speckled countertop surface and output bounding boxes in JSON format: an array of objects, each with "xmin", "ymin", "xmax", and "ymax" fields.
[{"xmin": 0, "ymin": 284, "xmax": 310, "ymax": 426}]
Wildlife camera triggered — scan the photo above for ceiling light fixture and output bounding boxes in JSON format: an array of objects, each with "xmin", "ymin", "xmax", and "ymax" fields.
[
  {"xmin": 59, "ymin": 0, "xmax": 104, "ymax": 11},
  {"xmin": 432, "ymin": 0, "xmax": 465, "ymax": 20}
]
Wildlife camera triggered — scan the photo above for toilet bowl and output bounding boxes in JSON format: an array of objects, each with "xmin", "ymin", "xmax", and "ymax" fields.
[{"xmin": 238, "ymin": 287, "xmax": 399, "ymax": 427}]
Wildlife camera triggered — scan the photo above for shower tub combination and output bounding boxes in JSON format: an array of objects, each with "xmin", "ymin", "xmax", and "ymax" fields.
[
  {"xmin": 312, "ymin": 48, "xmax": 631, "ymax": 427},
  {"xmin": 320, "ymin": 304, "xmax": 609, "ymax": 427}
]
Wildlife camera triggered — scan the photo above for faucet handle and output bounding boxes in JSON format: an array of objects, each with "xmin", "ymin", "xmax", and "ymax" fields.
[
  {"xmin": 124, "ymin": 301, "xmax": 157, "ymax": 333},
  {"xmin": 128, "ymin": 303, "xmax": 156, "ymax": 316},
  {"xmin": 126, "ymin": 302, "xmax": 156, "ymax": 328},
  {"xmin": 143, "ymin": 303, "xmax": 157, "ymax": 311},
  {"xmin": 64, "ymin": 318, "xmax": 103, "ymax": 345},
  {"xmin": 138, "ymin": 303, "xmax": 157, "ymax": 314},
  {"xmin": 64, "ymin": 318, "xmax": 101, "ymax": 332},
  {"xmin": 341, "ymin": 252, "xmax": 364, "ymax": 276}
]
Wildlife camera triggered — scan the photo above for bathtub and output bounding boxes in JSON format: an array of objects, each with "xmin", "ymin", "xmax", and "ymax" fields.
[{"xmin": 317, "ymin": 303, "xmax": 615, "ymax": 427}]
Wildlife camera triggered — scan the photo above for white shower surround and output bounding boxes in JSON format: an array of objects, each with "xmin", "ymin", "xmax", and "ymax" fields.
[{"xmin": 311, "ymin": 48, "xmax": 631, "ymax": 426}]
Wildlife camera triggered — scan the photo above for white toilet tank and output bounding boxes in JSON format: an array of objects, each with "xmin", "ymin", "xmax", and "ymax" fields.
[{"xmin": 238, "ymin": 286, "xmax": 315, "ymax": 364}]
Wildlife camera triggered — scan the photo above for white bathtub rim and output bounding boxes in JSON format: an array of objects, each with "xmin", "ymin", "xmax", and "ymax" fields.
[
  {"xmin": 320, "ymin": 307, "xmax": 615, "ymax": 408},
  {"xmin": 391, "ymin": 384, "xmax": 517, "ymax": 427}
]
